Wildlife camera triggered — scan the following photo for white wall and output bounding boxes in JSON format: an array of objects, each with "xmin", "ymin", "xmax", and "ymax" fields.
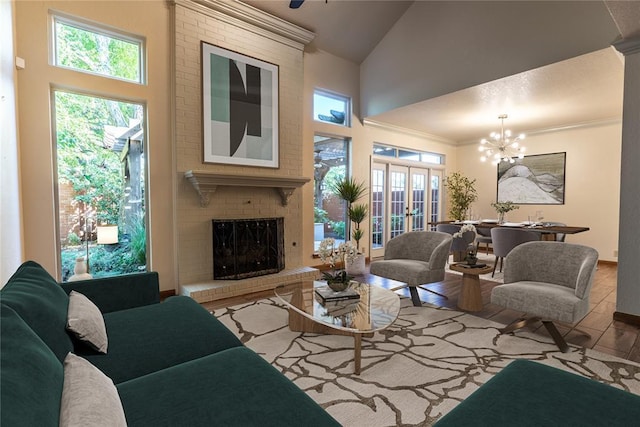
[
  {"xmin": 1, "ymin": 0, "xmax": 23, "ymax": 284},
  {"xmin": 456, "ymin": 121, "xmax": 621, "ymax": 261}
]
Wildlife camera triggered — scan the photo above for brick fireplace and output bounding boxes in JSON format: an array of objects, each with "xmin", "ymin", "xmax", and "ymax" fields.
[{"xmin": 173, "ymin": 0, "xmax": 318, "ymax": 302}]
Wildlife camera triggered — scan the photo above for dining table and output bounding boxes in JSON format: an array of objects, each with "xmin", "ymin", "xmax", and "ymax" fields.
[{"xmin": 432, "ymin": 220, "xmax": 590, "ymax": 241}]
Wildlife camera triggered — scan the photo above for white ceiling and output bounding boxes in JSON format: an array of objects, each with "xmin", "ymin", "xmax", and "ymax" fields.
[{"xmin": 241, "ymin": 0, "xmax": 639, "ymax": 144}]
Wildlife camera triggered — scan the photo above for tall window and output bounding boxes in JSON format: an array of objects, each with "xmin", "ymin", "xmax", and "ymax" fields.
[
  {"xmin": 54, "ymin": 91, "xmax": 146, "ymax": 281},
  {"xmin": 52, "ymin": 13, "xmax": 144, "ymax": 84},
  {"xmin": 313, "ymin": 135, "xmax": 350, "ymax": 249},
  {"xmin": 52, "ymin": 14, "xmax": 147, "ymax": 281}
]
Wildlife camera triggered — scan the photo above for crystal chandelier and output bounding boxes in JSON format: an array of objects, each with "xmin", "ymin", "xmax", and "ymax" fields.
[{"xmin": 479, "ymin": 114, "xmax": 525, "ymax": 164}]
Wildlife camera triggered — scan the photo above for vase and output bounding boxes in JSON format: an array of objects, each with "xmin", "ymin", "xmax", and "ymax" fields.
[
  {"xmin": 345, "ymin": 253, "xmax": 366, "ymax": 276},
  {"xmin": 324, "ymin": 270, "xmax": 352, "ymax": 292},
  {"xmin": 327, "ymin": 279, "xmax": 351, "ymax": 292},
  {"xmin": 498, "ymin": 212, "xmax": 505, "ymax": 224}
]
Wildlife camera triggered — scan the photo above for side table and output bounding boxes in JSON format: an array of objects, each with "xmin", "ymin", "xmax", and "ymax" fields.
[{"xmin": 449, "ymin": 263, "xmax": 493, "ymax": 311}]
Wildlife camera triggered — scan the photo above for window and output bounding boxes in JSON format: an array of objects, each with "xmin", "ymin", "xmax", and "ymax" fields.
[
  {"xmin": 54, "ymin": 90, "xmax": 147, "ymax": 281},
  {"xmin": 52, "ymin": 14, "xmax": 144, "ymax": 84},
  {"xmin": 314, "ymin": 89, "xmax": 350, "ymax": 127},
  {"xmin": 374, "ymin": 143, "xmax": 444, "ymax": 164},
  {"xmin": 313, "ymin": 135, "xmax": 350, "ymax": 249}
]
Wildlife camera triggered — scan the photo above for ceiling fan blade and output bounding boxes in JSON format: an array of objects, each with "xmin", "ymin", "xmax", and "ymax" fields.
[{"xmin": 289, "ymin": 0, "xmax": 304, "ymax": 9}]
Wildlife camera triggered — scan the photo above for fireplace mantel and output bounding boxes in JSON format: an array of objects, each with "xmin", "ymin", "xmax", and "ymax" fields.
[{"xmin": 185, "ymin": 170, "xmax": 310, "ymax": 207}]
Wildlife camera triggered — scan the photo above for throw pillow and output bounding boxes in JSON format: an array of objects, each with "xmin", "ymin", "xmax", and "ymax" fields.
[
  {"xmin": 59, "ymin": 353, "xmax": 127, "ymax": 427},
  {"xmin": 66, "ymin": 291, "xmax": 108, "ymax": 353}
]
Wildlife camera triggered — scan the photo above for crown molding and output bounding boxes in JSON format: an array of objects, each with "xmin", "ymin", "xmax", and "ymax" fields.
[
  {"xmin": 172, "ymin": 0, "xmax": 315, "ymax": 51},
  {"xmin": 613, "ymin": 36, "xmax": 640, "ymax": 56},
  {"xmin": 363, "ymin": 119, "xmax": 458, "ymax": 146},
  {"xmin": 457, "ymin": 116, "xmax": 622, "ymax": 146}
]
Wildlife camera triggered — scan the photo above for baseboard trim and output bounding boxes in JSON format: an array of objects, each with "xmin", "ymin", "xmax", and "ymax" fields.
[
  {"xmin": 613, "ymin": 311, "xmax": 640, "ymax": 327},
  {"xmin": 598, "ymin": 260, "xmax": 618, "ymax": 266},
  {"xmin": 160, "ymin": 289, "xmax": 176, "ymax": 300}
]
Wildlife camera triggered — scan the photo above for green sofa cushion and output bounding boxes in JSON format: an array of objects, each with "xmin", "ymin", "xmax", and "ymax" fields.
[
  {"xmin": 435, "ymin": 359, "xmax": 640, "ymax": 426},
  {"xmin": 1, "ymin": 305, "xmax": 64, "ymax": 426},
  {"xmin": 61, "ymin": 272, "xmax": 160, "ymax": 314},
  {"xmin": 0, "ymin": 261, "xmax": 73, "ymax": 362},
  {"xmin": 117, "ymin": 346, "xmax": 340, "ymax": 427},
  {"xmin": 78, "ymin": 296, "xmax": 243, "ymax": 383}
]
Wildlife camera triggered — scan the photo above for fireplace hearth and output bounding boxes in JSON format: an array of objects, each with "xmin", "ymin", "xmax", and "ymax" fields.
[{"xmin": 212, "ymin": 218, "xmax": 284, "ymax": 280}]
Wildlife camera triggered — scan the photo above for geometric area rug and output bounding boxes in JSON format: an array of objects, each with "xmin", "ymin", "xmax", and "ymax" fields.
[{"xmin": 213, "ymin": 297, "xmax": 640, "ymax": 426}]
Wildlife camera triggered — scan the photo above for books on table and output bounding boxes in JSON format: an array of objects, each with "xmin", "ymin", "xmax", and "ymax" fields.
[{"xmin": 314, "ymin": 285, "xmax": 360, "ymax": 303}]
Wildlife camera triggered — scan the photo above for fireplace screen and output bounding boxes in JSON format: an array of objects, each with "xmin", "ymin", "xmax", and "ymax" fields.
[{"xmin": 212, "ymin": 218, "xmax": 284, "ymax": 280}]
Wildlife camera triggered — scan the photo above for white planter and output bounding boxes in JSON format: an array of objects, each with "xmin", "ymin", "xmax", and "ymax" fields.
[
  {"xmin": 314, "ymin": 223, "xmax": 325, "ymax": 241},
  {"xmin": 346, "ymin": 253, "xmax": 366, "ymax": 276}
]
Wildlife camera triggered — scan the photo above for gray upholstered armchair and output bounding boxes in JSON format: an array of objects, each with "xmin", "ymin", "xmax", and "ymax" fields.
[
  {"xmin": 491, "ymin": 241, "xmax": 599, "ymax": 352},
  {"xmin": 369, "ymin": 231, "xmax": 452, "ymax": 307}
]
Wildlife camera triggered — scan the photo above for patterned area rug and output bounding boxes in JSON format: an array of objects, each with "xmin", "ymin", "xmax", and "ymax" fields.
[{"xmin": 213, "ymin": 297, "xmax": 640, "ymax": 426}]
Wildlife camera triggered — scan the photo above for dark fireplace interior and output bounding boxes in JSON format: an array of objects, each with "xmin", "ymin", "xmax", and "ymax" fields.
[{"xmin": 212, "ymin": 218, "xmax": 284, "ymax": 280}]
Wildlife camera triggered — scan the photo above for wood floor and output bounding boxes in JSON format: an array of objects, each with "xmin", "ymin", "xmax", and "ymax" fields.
[{"xmin": 202, "ymin": 262, "xmax": 640, "ymax": 364}]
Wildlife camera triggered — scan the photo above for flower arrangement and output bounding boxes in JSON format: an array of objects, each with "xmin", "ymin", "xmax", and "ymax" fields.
[
  {"xmin": 491, "ymin": 201, "xmax": 520, "ymax": 214},
  {"xmin": 318, "ymin": 238, "xmax": 358, "ymax": 289},
  {"xmin": 453, "ymin": 223, "xmax": 476, "ymax": 238}
]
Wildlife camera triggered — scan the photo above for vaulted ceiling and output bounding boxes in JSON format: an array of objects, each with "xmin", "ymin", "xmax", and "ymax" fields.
[{"xmin": 242, "ymin": 0, "xmax": 640, "ymax": 144}]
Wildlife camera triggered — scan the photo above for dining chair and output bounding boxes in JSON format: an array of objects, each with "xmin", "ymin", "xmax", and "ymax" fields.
[
  {"xmin": 544, "ymin": 221, "xmax": 567, "ymax": 242},
  {"xmin": 490, "ymin": 241, "xmax": 599, "ymax": 352},
  {"xmin": 435, "ymin": 224, "xmax": 476, "ymax": 261},
  {"xmin": 475, "ymin": 226, "xmax": 492, "ymax": 255},
  {"xmin": 490, "ymin": 227, "xmax": 539, "ymax": 277},
  {"xmin": 369, "ymin": 231, "xmax": 452, "ymax": 307}
]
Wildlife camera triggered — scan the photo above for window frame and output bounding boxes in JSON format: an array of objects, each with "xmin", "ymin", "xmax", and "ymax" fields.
[
  {"xmin": 313, "ymin": 88, "xmax": 351, "ymax": 127},
  {"xmin": 50, "ymin": 11, "xmax": 147, "ymax": 85}
]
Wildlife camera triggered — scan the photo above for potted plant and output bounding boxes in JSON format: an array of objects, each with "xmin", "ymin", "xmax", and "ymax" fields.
[
  {"xmin": 491, "ymin": 201, "xmax": 519, "ymax": 224},
  {"xmin": 330, "ymin": 176, "xmax": 368, "ymax": 275},
  {"xmin": 317, "ymin": 238, "xmax": 358, "ymax": 291},
  {"xmin": 444, "ymin": 172, "xmax": 478, "ymax": 221}
]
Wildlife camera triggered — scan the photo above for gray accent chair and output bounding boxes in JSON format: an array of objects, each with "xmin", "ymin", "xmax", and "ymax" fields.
[
  {"xmin": 491, "ymin": 241, "xmax": 599, "ymax": 352},
  {"xmin": 490, "ymin": 227, "xmax": 539, "ymax": 277},
  {"xmin": 369, "ymin": 231, "xmax": 453, "ymax": 307}
]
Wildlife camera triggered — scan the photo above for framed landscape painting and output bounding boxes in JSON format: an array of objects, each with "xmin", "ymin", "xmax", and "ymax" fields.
[
  {"xmin": 201, "ymin": 42, "xmax": 279, "ymax": 168},
  {"xmin": 497, "ymin": 152, "xmax": 566, "ymax": 204}
]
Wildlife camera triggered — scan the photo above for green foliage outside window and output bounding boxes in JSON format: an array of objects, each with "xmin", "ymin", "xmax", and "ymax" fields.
[{"xmin": 55, "ymin": 19, "xmax": 141, "ymax": 83}]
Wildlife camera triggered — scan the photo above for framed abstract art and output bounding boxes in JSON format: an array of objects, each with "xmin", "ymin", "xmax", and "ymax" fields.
[
  {"xmin": 497, "ymin": 152, "xmax": 566, "ymax": 204},
  {"xmin": 201, "ymin": 42, "xmax": 279, "ymax": 168}
]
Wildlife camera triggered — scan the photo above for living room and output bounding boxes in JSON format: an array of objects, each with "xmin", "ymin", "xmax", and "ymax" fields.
[
  {"xmin": 4, "ymin": 0, "xmax": 640, "ymax": 425},
  {"xmin": 5, "ymin": 0, "xmax": 640, "ymax": 318}
]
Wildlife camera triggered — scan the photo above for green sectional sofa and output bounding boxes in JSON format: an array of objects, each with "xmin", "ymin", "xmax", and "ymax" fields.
[
  {"xmin": 1, "ymin": 261, "xmax": 339, "ymax": 426},
  {"xmin": 435, "ymin": 358, "xmax": 640, "ymax": 426}
]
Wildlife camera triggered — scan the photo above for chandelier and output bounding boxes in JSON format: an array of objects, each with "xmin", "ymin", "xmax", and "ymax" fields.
[{"xmin": 479, "ymin": 114, "xmax": 525, "ymax": 164}]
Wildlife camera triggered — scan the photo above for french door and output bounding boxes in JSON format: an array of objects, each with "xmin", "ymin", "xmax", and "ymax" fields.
[{"xmin": 370, "ymin": 162, "xmax": 443, "ymax": 258}]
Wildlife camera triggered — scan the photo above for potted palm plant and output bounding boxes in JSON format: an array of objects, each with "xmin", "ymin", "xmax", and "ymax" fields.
[{"xmin": 330, "ymin": 176, "xmax": 368, "ymax": 275}]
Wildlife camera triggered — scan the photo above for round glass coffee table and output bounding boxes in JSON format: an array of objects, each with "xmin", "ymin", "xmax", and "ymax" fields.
[{"xmin": 274, "ymin": 281, "xmax": 400, "ymax": 374}]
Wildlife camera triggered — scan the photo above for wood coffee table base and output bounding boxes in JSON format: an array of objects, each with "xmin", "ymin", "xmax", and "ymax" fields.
[
  {"xmin": 449, "ymin": 264, "xmax": 494, "ymax": 312},
  {"xmin": 287, "ymin": 309, "xmax": 373, "ymax": 375}
]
